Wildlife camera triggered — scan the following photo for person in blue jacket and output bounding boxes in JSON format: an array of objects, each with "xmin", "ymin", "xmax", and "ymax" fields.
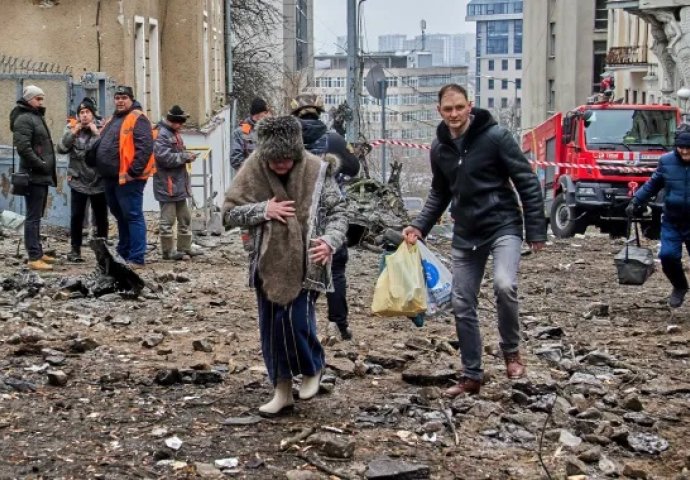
[{"xmin": 627, "ymin": 130, "xmax": 690, "ymax": 308}]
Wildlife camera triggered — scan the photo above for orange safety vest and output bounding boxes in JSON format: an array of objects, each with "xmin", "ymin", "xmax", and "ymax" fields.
[{"xmin": 116, "ymin": 110, "xmax": 157, "ymax": 185}]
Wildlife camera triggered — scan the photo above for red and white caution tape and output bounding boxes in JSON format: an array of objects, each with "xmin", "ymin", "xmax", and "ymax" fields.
[{"xmin": 369, "ymin": 139, "xmax": 657, "ymax": 173}]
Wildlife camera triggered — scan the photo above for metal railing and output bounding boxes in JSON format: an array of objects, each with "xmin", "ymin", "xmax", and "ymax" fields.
[{"xmin": 606, "ymin": 46, "xmax": 648, "ymax": 65}]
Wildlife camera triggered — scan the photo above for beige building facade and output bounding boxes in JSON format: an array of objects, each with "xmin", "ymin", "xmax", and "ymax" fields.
[
  {"xmin": 522, "ymin": 0, "xmax": 609, "ymax": 131},
  {"xmin": 0, "ymin": 0, "xmax": 226, "ymax": 129}
]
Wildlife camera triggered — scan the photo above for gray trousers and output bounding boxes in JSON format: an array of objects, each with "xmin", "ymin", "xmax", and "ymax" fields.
[
  {"xmin": 159, "ymin": 200, "xmax": 191, "ymax": 243},
  {"xmin": 451, "ymin": 235, "xmax": 522, "ymax": 381}
]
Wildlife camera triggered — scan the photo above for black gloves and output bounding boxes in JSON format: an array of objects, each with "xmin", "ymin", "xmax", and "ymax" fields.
[{"xmin": 625, "ymin": 200, "xmax": 644, "ymax": 217}]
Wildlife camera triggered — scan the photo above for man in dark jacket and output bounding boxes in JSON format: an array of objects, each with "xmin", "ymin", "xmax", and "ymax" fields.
[
  {"xmin": 290, "ymin": 93, "xmax": 360, "ymax": 340},
  {"xmin": 403, "ymin": 84, "xmax": 547, "ymax": 396},
  {"xmin": 230, "ymin": 97, "xmax": 270, "ymax": 171},
  {"xmin": 92, "ymin": 85, "xmax": 154, "ymax": 268},
  {"xmin": 57, "ymin": 97, "xmax": 108, "ymax": 262},
  {"xmin": 153, "ymin": 105, "xmax": 202, "ymax": 260},
  {"xmin": 10, "ymin": 85, "xmax": 57, "ymax": 271},
  {"xmin": 627, "ymin": 130, "xmax": 690, "ymax": 308}
]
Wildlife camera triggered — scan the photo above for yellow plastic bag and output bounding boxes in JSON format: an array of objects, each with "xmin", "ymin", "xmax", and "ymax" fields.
[{"xmin": 371, "ymin": 242, "xmax": 427, "ymax": 317}]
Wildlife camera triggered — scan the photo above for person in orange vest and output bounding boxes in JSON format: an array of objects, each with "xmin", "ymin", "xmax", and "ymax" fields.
[
  {"xmin": 230, "ymin": 97, "xmax": 270, "ymax": 171},
  {"xmin": 90, "ymin": 85, "xmax": 154, "ymax": 269},
  {"xmin": 57, "ymin": 97, "xmax": 109, "ymax": 262}
]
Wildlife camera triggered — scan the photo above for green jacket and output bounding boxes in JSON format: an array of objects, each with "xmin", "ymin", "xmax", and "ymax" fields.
[{"xmin": 10, "ymin": 100, "xmax": 57, "ymax": 186}]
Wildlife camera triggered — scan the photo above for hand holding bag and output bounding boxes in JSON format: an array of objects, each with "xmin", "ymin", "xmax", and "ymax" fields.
[
  {"xmin": 614, "ymin": 219, "xmax": 655, "ymax": 285},
  {"xmin": 9, "ymin": 145, "xmax": 30, "ymax": 197}
]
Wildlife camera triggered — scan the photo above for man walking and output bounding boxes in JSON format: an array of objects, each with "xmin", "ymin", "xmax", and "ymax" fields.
[
  {"xmin": 10, "ymin": 85, "xmax": 57, "ymax": 271},
  {"xmin": 290, "ymin": 93, "xmax": 360, "ymax": 341},
  {"xmin": 57, "ymin": 97, "xmax": 108, "ymax": 262},
  {"xmin": 403, "ymin": 84, "xmax": 546, "ymax": 396},
  {"xmin": 153, "ymin": 105, "xmax": 202, "ymax": 260},
  {"xmin": 626, "ymin": 130, "xmax": 690, "ymax": 308},
  {"xmin": 91, "ymin": 85, "xmax": 154, "ymax": 268},
  {"xmin": 230, "ymin": 97, "xmax": 270, "ymax": 171}
]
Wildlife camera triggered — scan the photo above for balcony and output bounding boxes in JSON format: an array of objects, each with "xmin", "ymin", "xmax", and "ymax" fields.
[
  {"xmin": 606, "ymin": 46, "xmax": 648, "ymax": 66},
  {"xmin": 606, "ymin": 0, "xmax": 640, "ymax": 9}
]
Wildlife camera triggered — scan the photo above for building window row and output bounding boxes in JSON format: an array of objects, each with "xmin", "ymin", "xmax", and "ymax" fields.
[
  {"xmin": 468, "ymin": 1, "xmax": 523, "ymax": 16},
  {"xmin": 315, "ymin": 76, "xmax": 346, "ymax": 88},
  {"xmin": 487, "ymin": 59, "xmax": 521, "ymax": 72}
]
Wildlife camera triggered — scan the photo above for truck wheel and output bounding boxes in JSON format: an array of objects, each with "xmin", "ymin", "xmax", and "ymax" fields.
[{"xmin": 550, "ymin": 193, "xmax": 585, "ymax": 238}]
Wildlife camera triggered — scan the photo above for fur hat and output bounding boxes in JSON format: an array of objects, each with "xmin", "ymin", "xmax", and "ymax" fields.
[
  {"xmin": 676, "ymin": 131, "xmax": 690, "ymax": 148},
  {"xmin": 256, "ymin": 116, "xmax": 304, "ymax": 163},
  {"xmin": 290, "ymin": 93, "xmax": 325, "ymax": 117},
  {"xmin": 114, "ymin": 85, "xmax": 134, "ymax": 99},
  {"xmin": 166, "ymin": 105, "xmax": 189, "ymax": 123},
  {"xmin": 250, "ymin": 97, "xmax": 269, "ymax": 116},
  {"xmin": 22, "ymin": 85, "xmax": 45, "ymax": 102},
  {"xmin": 77, "ymin": 97, "xmax": 98, "ymax": 116}
]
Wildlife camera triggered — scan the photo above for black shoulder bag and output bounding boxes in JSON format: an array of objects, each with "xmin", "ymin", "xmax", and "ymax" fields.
[{"xmin": 10, "ymin": 144, "xmax": 30, "ymax": 197}]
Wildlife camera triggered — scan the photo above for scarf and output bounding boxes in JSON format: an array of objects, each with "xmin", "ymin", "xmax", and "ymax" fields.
[{"xmin": 224, "ymin": 151, "xmax": 324, "ymax": 305}]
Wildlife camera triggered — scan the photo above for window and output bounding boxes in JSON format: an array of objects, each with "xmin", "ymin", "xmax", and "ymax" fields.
[
  {"xmin": 513, "ymin": 20, "xmax": 523, "ymax": 54},
  {"xmin": 548, "ymin": 79, "xmax": 555, "ymax": 112},
  {"xmin": 488, "ymin": 60, "xmax": 494, "ymax": 71},
  {"xmin": 594, "ymin": 0, "xmax": 608, "ymax": 30},
  {"xmin": 502, "ymin": 80, "xmax": 508, "ymax": 90},
  {"xmin": 516, "ymin": 79, "xmax": 521, "ymax": 89},
  {"xmin": 488, "ymin": 79, "xmax": 495, "ymax": 90},
  {"xmin": 487, "ymin": 38, "xmax": 509, "ymax": 54},
  {"xmin": 592, "ymin": 41, "xmax": 607, "ymax": 93},
  {"xmin": 549, "ymin": 22, "xmax": 556, "ymax": 57},
  {"xmin": 488, "ymin": 97, "xmax": 495, "ymax": 108},
  {"xmin": 502, "ymin": 59, "xmax": 508, "ymax": 71},
  {"xmin": 501, "ymin": 98, "xmax": 508, "ymax": 108},
  {"xmin": 516, "ymin": 59, "xmax": 522, "ymax": 70}
]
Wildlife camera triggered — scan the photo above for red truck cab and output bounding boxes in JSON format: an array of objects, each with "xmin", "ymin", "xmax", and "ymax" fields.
[{"xmin": 522, "ymin": 103, "xmax": 679, "ymax": 239}]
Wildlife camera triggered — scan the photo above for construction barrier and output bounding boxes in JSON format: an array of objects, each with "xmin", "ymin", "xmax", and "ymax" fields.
[{"xmin": 368, "ymin": 139, "xmax": 658, "ymax": 173}]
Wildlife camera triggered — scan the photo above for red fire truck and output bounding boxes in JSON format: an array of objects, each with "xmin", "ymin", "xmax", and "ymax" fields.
[{"xmin": 522, "ymin": 103, "xmax": 680, "ymax": 239}]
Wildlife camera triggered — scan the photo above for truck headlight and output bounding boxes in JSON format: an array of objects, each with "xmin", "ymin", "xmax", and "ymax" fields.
[{"xmin": 577, "ymin": 187, "xmax": 596, "ymax": 196}]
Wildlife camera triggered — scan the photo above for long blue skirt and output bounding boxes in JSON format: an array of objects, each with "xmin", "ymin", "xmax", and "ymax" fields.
[{"xmin": 257, "ymin": 288, "xmax": 325, "ymax": 386}]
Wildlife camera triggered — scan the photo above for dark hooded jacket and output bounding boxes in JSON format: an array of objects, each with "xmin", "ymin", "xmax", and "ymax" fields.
[
  {"xmin": 10, "ymin": 100, "xmax": 57, "ymax": 186},
  {"xmin": 411, "ymin": 108, "xmax": 547, "ymax": 249},
  {"xmin": 93, "ymin": 101, "xmax": 153, "ymax": 179},
  {"xmin": 298, "ymin": 117, "xmax": 360, "ymax": 178},
  {"xmin": 634, "ymin": 149, "xmax": 690, "ymax": 224},
  {"xmin": 152, "ymin": 121, "xmax": 192, "ymax": 202}
]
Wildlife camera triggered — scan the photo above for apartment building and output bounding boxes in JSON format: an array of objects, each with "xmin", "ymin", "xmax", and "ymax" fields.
[
  {"xmin": 466, "ymin": 0, "xmax": 523, "ymax": 112},
  {"xmin": 522, "ymin": 0, "xmax": 609, "ymax": 130}
]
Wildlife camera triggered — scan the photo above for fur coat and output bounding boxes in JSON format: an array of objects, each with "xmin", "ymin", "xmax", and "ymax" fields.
[{"xmin": 222, "ymin": 150, "xmax": 348, "ymax": 305}]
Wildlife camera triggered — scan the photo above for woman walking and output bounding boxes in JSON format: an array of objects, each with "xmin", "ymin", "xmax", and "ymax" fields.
[{"xmin": 223, "ymin": 116, "xmax": 347, "ymax": 416}]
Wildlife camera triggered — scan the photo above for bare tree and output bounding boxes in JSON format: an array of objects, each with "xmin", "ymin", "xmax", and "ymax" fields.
[{"xmin": 231, "ymin": 0, "xmax": 283, "ymax": 117}]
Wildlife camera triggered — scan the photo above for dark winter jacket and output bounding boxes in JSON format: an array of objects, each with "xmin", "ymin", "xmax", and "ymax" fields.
[
  {"xmin": 57, "ymin": 121, "xmax": 104, "ymax": 195},
  {"xmin": 411, "ymin": 108, "xmax": 547, "ymax": 249},
  {"xmin": 94, "ymin": 101, "xmax": 153, "ymax": 179},
  {"xmin": 634, "ymin": 149, "xmax": 690, "ymax": 224},
  {"xmin": 230, "ymin": 116, "xmax": 257, "ymax": 171},
  {"xmin": 10, "ymin": 100, "xmax": 57, "ymax": 186},
  {"xmin": 152, "ymin": 121, "xmax": 192, "ymax": 202},
  {"xmin": 298, "ymin": 118, "xmax": 360, "ymax": 178}
]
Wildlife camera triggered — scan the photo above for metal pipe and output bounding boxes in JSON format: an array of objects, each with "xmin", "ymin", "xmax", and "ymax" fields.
[{"xmin": 224, "ymin": 0, "xmax": 233, "ymax": 101}]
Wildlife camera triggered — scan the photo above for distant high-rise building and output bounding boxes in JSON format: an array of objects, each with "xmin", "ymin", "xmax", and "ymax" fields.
[
  {"xmin": 466, "ymin": 0, "xmax": 523, "ymax": 118},
  {"xmin": 378, "ymin": 34, "xmax": 407, "ymax": 52}
]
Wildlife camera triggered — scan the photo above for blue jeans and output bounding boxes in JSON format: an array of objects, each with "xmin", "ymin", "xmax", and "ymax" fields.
[
  {"xmin": 451, "ymin": 235, "xmax": 523, "ymax": 381},
  {"xmin": 659, "ymin": 219, "xmax": 690, "ymax": 290},
  {"xmin": 103, "ymin": 178, "xmax": 147, "ymax": 265}
]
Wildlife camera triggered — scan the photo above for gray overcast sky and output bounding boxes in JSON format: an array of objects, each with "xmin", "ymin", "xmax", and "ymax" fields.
[{"xmin": 313, "ymin": 0, "xmax": 474, "ymax": 54}]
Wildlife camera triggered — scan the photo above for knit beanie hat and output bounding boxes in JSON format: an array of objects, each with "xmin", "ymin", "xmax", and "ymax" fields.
[
  {"xmin": 23, "ymin": 85, "xmax": 45, "ymax": 102},
  {"xmin": 256, "ymin": 116, "xmax": 304, "ymax": 163},
  {"xmin": 77, "ymin": 97, "xmax": 98, "ymax": 116},
  {"xmin": 675, "ymin": 131, "xmax": 690, "ymax": 148},
  {"xmin": 250, "ymin": 97, "xmax": 269, "ymax": 116}
]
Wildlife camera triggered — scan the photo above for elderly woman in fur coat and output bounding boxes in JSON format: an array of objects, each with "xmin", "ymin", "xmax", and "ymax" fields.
[{"xmin": 223, "ymin": 116, "xmax": 348, "ymax": 416}]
